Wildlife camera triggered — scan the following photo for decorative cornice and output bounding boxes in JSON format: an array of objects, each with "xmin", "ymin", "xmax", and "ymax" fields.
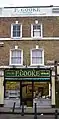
[
  {"xmin": 0, "ymin": 6, "xmax": 59, "ymax": 17},
  {"xmin": 0, "ymin": 37, "xmax": 59, "ymax": 41}
]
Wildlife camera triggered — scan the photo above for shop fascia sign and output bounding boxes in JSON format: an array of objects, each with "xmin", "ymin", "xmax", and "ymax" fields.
[
  {"xmin": 13, "ymin": 7, "xmax": 40, "ymax": 15},
  {"xmin": 5, "ymin": 68, "xmax": 51, "ymax": 78}
]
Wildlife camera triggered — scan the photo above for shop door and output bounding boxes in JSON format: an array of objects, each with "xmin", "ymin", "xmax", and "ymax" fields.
[{"xmin": 21, "ymin": 81, "xmax": 33, "ymax": 107}]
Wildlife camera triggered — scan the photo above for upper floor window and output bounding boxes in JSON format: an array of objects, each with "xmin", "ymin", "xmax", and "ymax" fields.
[
  {"xmin": 11, "ymin": 24, "xmax": 22, "ymax": 38},
  {"xmin": 30, "ymin": 48, "xmax": 44, "ymax": 66},
  {"xmin": 31, "ymin": 24, "xmax": 42, "ymax": 38},
  {"xmin": 9, "ymin": 49, "xmax": 23, "ymax": 66}
]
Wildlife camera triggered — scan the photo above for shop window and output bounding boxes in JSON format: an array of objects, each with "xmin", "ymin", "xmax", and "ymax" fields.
[
  {"xmin": 9, "ymin": 49, "xmax": 23, "ymax": 66},
  {"xmin": 31, "ymin": 24, "xmax": 42, "ymax": 38},
  {"xmin": 5, "ymin": 81, "xmax": 20, "ymax": 98},
  {"xmin": 11, "ymin": 23, "xmax": 22, "ymax": 38},
  {"xmin": 30, "ymin": 48, "xmax": 44, "ymax": 66}
]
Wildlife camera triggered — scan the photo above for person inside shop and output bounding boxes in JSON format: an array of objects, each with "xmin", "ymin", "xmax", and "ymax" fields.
[{"xmin": 34, "ymin": 90, "xmax": 42, "ymax": 99}]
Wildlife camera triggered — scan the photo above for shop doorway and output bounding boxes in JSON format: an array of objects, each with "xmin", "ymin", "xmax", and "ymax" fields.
[{"xmin": 20, "ymin": 81, "xmax": 33, "ymax": 107}]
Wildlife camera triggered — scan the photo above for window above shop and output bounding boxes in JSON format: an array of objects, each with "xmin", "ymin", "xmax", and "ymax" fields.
[
  {"xmin": 30, "ymin": 48, "xmax": 44, "ymax": 66},
  {"xmin": 31, "ymin": 24, "xmax": 42, "ymax": 38},
  {"xmin": 9, "ymin": 49, "xmax": 23, "ymax": 66},
  {"xmin": 11, "ymin": 23, "xmax": 22, "ymax": 39}
]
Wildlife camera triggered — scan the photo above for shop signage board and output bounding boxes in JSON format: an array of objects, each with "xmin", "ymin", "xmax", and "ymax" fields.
[{"xmin": 4, "ymin": 68, "xmax": 51, "ymax": 81}]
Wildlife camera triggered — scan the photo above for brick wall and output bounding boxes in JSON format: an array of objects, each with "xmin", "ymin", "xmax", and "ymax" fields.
[
  {"xmin": 0, "ymin": 17, "xmax": 59, "ymax": 37},
  {"xmin": 0, "ymin": 16, "xmax": 59, "ymax": 66},
  {"xmin": 0, "ymin": 40, "xmax": 59, "ymax": 66}
]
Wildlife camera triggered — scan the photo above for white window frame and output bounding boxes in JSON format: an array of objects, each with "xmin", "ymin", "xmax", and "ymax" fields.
[
  {"xmin": 9, "ymin": 49, "xmax": 23, "ymax": 66},
  {"xmin": 30, "ymin": 48, "xmax": 44, "ymax": 66},
  {"xmin": 11, "ymin": 23, "xmax": 22, "ymax": 39},
  {"xmin": 31, "ymin": 24, "xmax": 42, "ymax": 38}
]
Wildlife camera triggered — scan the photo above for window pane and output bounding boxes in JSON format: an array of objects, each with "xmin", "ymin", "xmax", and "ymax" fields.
[
  {"xmin": 34, "ymin": 31, "xmax": 41, "ymax": 37},
  {"xmin": 12, "ymin": 50, "xmax": 16, "ymax": 57},
  {"xmin": 37, "ymin": 25, "xmax": 41, "ymax": 29},
  {"xmin": 17, "ymin": 25, "xmax": 20, "ymax": 30},
  {"xmin": 33, "ymin": 25, "xmax": 36, "ymax": 30},
  {"xmin": 32, "ymin": 50, "xmax": 42, "ymax": 57},
  {"xmin": 16, "ymin": 51, "xmax": 21, "ymax": 57},
  {"xmin": 33, "ymin": 24, "xmax": 41, "ymax": 37},
  {"xmin": 36, "ymin": 50, "xmax": 42, "ymax": 57},
  {"xmin": 13, "ymin": 24, "xmax": 20, "ymax": 30},
  {"xmin": 32, "ymin": 49, "xmax": 43, "ymax": 65},
  {"xmin": 12, "ymin": 58, "xmax": 14, "ymax": 64},
  {"xmin": 33, "ymin": 25, "xmax": 41, "ymax": 30},
  {"xmin": 11, "ymin": 57, "xmax": 21, "ymax": 64},
  {"xmin": 32, "ymin": 50, "xmax": 36, "ymax": 57},
  {"xmin": 11, "ymin": 58, "xmax": 16, "ymax": 64},
  {"xmin": 13, "ymin": 25, "xmax": 16, "ymax": 30},
  {"xmin": 11, "ymin": 50, "xmax": 22, "ymax": 64},
  {"xmin": 12, "ymin": 50, "xmax": 21, "ymax": 57},
  {"xmin": 13, "ymin": 31, "xmax": 17, "ymax": 37},
  {"xmin": 13, "ymin": 31, "xmax": 20, "ymax": 37},
  {"xmin": 17, "ymin": 58, "xmax": 21, "ymax": 64},
  {"xmin": 32, "ymin": 58, "xmax": 42, "ymax": 64},
  {"xmin": 17, "ymin": 31, "xmax": 20, "ymax": 37},
  {"xmin": 32, "ymin": 58, "xmax": 36, "ymax": 64},
  {"xmin": 13, "ymin": 24, "xmax": 20, "ymax": 37}
]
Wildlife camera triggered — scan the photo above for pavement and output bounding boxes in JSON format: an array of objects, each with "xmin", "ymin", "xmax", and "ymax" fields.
[
  {"xmin": 0, "ymin": 106, "xmax": 59, "ymax": 113},
  {"xmin": 0, "ymin": 106, "xmax": 59, "ymax": 119},
  {"xmin": 0, "ymin": 98, "xmax": 58, "ymax": 119},
  {"xmin": 0, "ymin": 114, "xmax": 55, "ymax": 119}
]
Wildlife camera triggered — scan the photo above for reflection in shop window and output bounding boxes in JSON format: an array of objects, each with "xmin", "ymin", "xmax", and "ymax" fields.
[{"xmin": 5, "ymin": 81, "xmax": 20, "ymax": 98}]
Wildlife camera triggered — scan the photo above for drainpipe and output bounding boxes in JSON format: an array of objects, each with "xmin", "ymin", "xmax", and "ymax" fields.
[{"xmin": 54, "ymin": 61, "xmax": 57, "ymax": 107}]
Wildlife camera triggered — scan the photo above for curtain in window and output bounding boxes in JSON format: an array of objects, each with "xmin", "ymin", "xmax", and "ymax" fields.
[
  {"xmin": 11, "ymin": 50, "xmax": 21, "ymax": 64},
  {"xmin": 32, "ymin": 50, "xmax": 42, "ymax": 64}
]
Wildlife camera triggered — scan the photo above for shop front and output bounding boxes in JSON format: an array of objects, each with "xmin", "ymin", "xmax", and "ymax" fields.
[{"xmin": 4, "ymin": 68, "xmax": 51, "ymax": 107}]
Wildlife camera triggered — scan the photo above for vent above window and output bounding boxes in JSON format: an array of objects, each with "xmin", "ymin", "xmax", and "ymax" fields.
[{"xmin": 52, "ymin": 8, "xmax": 59, "ymax": 13}]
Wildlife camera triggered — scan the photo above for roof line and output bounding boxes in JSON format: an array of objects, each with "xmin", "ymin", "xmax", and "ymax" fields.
[{"xmin": 4, "ymin": 5, "xmax": 55, "ymax": 8}]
